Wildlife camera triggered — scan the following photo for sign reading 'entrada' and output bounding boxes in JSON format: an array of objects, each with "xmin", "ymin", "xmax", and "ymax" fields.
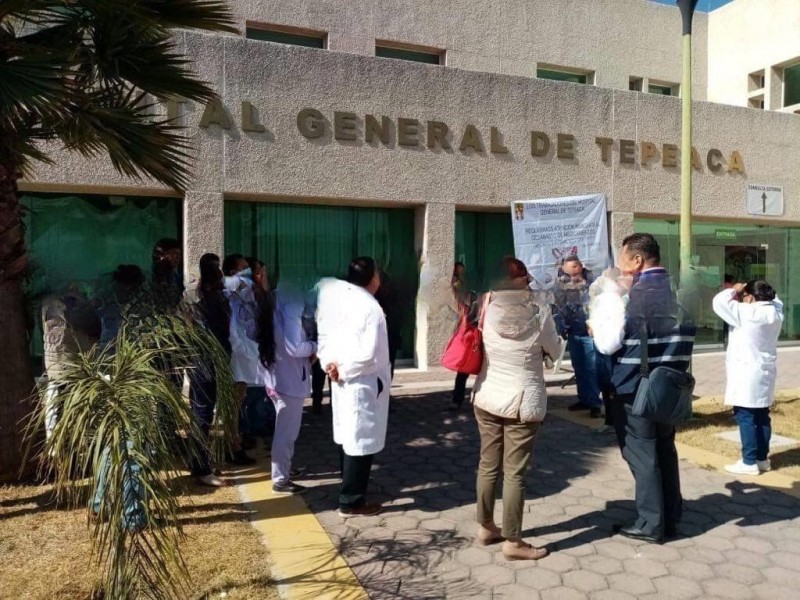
[{"xmin": 191, "ymin": 99, "xmax": 745, "ymax": 173}]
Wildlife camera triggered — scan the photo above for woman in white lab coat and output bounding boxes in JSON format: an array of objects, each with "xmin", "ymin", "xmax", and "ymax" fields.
[{"xmin": 712, "ymin": 279, "xmax": 783, "ymax": 476}]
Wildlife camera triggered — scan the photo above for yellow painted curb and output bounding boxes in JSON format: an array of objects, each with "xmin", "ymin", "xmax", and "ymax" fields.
[
  {"xmin": 234, "ymin": 462, "xmax": 369, "ymax": 600},
  {"xmin": 549, "ymin": 407, "xmax": 800, "ymax": 501}
]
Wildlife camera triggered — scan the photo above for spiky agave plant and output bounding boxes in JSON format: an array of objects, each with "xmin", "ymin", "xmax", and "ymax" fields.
[{"xmin": 25, "ymin": 306, "xmax": 239, "ymax": 599}]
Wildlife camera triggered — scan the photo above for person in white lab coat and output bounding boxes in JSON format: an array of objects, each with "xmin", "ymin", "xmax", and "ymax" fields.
[
  {"xmin": 712, "ymin": 279, "xmax": 784, "ymax": 476},
  {"xmin": 259, "ymin": 289, "xmax": 317, "ymax": 495},
  {"xmin": 317, "ymin": 257, "xmax": 391, "ymax": 518}
]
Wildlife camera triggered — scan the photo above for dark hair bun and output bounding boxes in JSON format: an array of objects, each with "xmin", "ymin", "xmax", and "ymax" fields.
[{"xmin": 744, "ymin": 279, "xmax": 776, "ymax": 302}]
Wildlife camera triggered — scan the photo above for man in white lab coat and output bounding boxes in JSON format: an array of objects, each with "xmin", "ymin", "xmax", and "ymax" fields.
[{"xmin": 317, "ymin": 257, "xmax": 392, "ymax": 517}]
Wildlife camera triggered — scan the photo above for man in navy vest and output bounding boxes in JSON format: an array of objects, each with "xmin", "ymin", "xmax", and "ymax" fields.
[{"xmin": 594, "ymin": 233, "xmax": 696, "ymax": 544}]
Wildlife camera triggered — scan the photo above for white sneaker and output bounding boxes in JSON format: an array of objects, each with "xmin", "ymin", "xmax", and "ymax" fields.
[
  {"xmin": 757, "ymin": 459, "xmax": 772, "ymax": 472},
  {"xmin": 724, "ymin": 460, "xmax": 760, "ymax": 476}
]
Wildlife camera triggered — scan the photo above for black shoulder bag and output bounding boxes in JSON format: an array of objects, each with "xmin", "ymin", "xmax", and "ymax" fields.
[{"xmin": 631, "ymin": 322, "xmax": 695, "ymax": 425}]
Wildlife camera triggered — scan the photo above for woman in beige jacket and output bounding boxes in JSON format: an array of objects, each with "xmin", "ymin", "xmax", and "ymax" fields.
[{"xmin": 472, "ymin": 257, "xmax": 564, "ymax": 560}]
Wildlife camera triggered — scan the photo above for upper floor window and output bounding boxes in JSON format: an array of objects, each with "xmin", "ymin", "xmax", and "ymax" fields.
[
  {"xmin": 537, "ymin": 66, "xmax": 592, "ymax": 85},
  {"xmin": 375, "ymin": 41, "xmax": 444, "ymax": 65},
  {"xmin": 748, "ymin": 69, "xmax": 766, "ymax": 92},
  {"xmin": 784, "ymin": 63, "xmax": 800, "ymax": 107},
  {"xmin": 245, "ymin": 22, "xmax": 326, "ymax": 49},
  {"xmin": 648, "ymin": 83, "xmax": 676, "ymax": 96}
]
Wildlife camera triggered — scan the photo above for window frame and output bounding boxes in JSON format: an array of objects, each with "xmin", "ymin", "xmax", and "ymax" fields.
[
  {"xmin": 782, "ymin": 62, "xmax": 800, "ymax": 108},
  {"xmin": 244, "ymin": 21, "xmax": 327, "ymax": 49},
  {"xmin": 374, "ymin": 39, "xmax": 445, "ymax": 65},
  {"xmin": 536, "ymin": 64, "xmax": 594, "ymax": 85}
]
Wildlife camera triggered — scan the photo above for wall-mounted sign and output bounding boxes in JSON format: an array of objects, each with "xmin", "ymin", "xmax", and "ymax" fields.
[
  {"xmin": 746, "ymin": 184, "xmax": 784, "ymax": 216},
  {"xmin": 168, "ymin": 97, "xmax": 747, "ymax": 175},
  {"xmin": 714, "ymin": 229, "xmax": 737, "ymax": 241}
]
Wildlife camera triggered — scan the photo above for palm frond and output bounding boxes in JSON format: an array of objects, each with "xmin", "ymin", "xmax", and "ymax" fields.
[
  {"xmin": 89, "ymin": 23, "xmax": 218, "ymax": 103},
  {"xmin": 0, "ymin": 52, "xmax": 71, "ymax": 123},
  {"xmin": 54, "ymin": 93, "xmax": 195, "ymax": 190},
  {"xmin": 77, "ymin": 0, "xmax": 239, "ymax": 34}
]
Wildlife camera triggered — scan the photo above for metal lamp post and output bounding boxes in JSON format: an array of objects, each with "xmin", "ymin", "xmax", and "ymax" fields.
[{"xmin": 677, "ymin": 0, "xmax": 699, "ymax": 289}]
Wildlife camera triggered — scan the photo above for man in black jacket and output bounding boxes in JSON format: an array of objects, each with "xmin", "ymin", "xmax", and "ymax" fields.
[{"xmin": 594, "ymin": 233, "xmax": 696, "ymax": 544}]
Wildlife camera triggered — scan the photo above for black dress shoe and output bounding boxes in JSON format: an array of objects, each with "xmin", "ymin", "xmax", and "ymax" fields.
[{"xmin": 613, "ymin": 524, "xmax": 664, "ymax": 544}]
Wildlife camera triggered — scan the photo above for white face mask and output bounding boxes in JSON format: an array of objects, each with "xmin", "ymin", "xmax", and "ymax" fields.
[{"xmin": 224, "ymin": 275, "xmax": 243, "ymax": 292}]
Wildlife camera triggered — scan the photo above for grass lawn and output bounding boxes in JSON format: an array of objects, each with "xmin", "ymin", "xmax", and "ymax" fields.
[
  {"xmin": 0, "ymin": 476, "xmax": 279, "ymax": 600},
  {"xmin": 677, "ymin": 390, "xmax": 800, "ymax": 480}
]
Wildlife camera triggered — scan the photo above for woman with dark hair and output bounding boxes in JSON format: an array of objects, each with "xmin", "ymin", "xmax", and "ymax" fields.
[
  {"xmin": 152, "ymin": 238, "xmax": 184, "ymax": 309},
  {"xmin": 449, "ymin": 261, "xmax": 478, "ymax": 411},
  {"xmin": 259, "ymin": 285, "xmax": 316, "ymax": 495},
  {"xmin": 190, "ymin": 253, "xmax": 231, "ymax": 487},
  {"xmin": 713, "ymin": 279, "xmax": 784, "ymax": 476},
  {"xmin": 471, "ymin": 256, "xmax": 563, "ymax": 560}
]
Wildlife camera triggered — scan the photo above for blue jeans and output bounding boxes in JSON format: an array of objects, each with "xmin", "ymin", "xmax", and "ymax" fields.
[
  {"xmin": 240, "ymin": 386, "xmax": 274, "ymax": 437},
  {"xmin": 733, "ymin": 406, "xmax": 771, "ymax": 465},
  {"xmin": 92, "ymin": 441, "xmax": 147, "ymax": 532},
  {"xmin": 568, "ymin": 335, "xmax": 602, "ymax": 408}
]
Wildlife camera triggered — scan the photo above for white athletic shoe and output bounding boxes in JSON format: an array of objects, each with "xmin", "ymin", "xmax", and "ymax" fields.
[
  {"xmin": 757, "ymin": 459, "xmax": 772, "ymax": 472},
  {"xmin": 724, "ymin": 460, "xmax": 760, "ymax": 476}
]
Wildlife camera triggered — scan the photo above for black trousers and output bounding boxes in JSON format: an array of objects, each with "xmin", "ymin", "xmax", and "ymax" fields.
[
  {"xmin": 188, "ymin": 375, "xmax": 217, "ymax": 477},
  {"xmin": 338, "ymin": 446, "xmax": 374, "ymax": 509},
  {"xmin": 616, "ymin": 396, "xmax": 682, "ymax": 537},
  {"xmin": 452, "ymin": 372, "xmax": 469, "ymax": 406},
  {"xmin": 311, "ymin": 360, "xmax": 328, "ymax": 413}
]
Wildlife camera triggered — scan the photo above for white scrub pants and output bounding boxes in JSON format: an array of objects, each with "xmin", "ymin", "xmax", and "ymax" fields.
[{"xmin": 270, "ymin": 392, "xmax": 305, "ymax": 485}]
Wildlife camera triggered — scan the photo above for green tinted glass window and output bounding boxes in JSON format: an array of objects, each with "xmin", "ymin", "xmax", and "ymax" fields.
[
  {"xmin": 537, "ymin": 69, "xmax": 587, "ymax": 84},
  {"xmin": 634, "ymin": 217, "xmax": 800, "ymax": 344},
  {"xmin": 375, "ymin": 46, "xmax": 441, "ymax": 64},
  {"xmin": 455, "ymin": 212, "xmax": 514, "ymax": 294},
  {"xmin": 225, "ymin": 202, "xmax": 419, "ymax": 359},
  {"xmin": 245, "ymin": 27, "xmax": 324, "ymax": 48},
  {"xmin": 784, "ymin": 63, "xmax": 800, "ymax": 106},
  {"xmin": 649, "ymin": 84, "xmax": 674, "ymax": 96},
  {"xmin": 20, "ymin": 193, "xmax": 182, "ymax": 357}
]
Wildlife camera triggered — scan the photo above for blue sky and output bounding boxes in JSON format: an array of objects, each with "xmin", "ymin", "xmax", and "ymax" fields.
[{"xmin": 651, "ymin": 0, "xmax": 735, "ymax": 11}]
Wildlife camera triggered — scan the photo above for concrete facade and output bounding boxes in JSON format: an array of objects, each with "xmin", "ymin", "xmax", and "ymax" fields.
[
  {"xmin": 20, "ymin": 0, "xmax": 800, "ymax": 366},
  {"xmin": 707, "ymin": 0, "xmax": 800, "ymax": 111}
]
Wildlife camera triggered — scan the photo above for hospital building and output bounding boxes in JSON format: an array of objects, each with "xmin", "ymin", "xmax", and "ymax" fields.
[{"xmin": 22, "ymin": 0, "xmax": 800, "ymax": 366}]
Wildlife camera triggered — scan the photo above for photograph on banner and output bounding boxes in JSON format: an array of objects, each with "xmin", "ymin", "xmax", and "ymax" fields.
[{"xmin": 511, "ymin": 194, "xmax": 611, "ymax": 294}]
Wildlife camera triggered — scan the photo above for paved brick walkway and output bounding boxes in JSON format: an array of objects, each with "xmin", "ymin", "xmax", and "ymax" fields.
[{"xmin": 292, "ymin": 383, "xmax": 800, "ymax": 600}]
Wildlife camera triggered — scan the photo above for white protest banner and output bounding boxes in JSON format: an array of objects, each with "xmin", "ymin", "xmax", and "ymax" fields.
[{"xmin": 511, "ymin": 194, "xmax": 610, "ymax": 290}]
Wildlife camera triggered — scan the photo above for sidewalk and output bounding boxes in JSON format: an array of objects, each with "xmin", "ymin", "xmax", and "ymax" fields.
[
  {"xmin": 391, "ymin": 346, "xmax": 800, "ymax": 398},
  {"xmin": 278, "ymin": 348, "xmax": 800, "ymax": 599}
]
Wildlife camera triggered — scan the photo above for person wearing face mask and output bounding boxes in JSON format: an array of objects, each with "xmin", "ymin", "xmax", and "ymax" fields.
[
  {"xmin": 221, "ymin": 253, "xmax": 258, "ymax": 465},
  {"xmin": 553, "ymin": 255, "xmax": 602, "ymax": 419},
  {"xmin": 593, "ymin": 233, "xmax": 696, "ymax": 544},
  {"xmin": 712, "ymin": 280, "xmax": 783, "ymax": 476},
  {"xmin": 241, "ymin": 257, "xmax": 276, "ymax": 443}
]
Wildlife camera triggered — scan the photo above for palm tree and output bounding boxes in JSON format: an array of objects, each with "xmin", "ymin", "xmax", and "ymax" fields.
[
  {"xmin": 0, "ymin": 1, "xmax": 237, "ymax": 481},
  {"xmin": 26, "ymin": 305, "xmax": 239, "ymax": 599}
]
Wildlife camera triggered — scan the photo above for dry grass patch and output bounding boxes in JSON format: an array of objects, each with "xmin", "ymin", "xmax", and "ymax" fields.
[
  {"xmin": 0, "ymin": 476, "xmax": 279, "ymax": 600},
  {"xmin": 677, "ymin": 390, "xmax": 800, "ymax": 480}
]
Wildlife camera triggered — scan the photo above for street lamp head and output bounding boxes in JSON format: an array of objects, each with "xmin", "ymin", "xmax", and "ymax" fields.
[{"xmin": 676, "ymin": 0, "xmax": 699, "ymax": 34}]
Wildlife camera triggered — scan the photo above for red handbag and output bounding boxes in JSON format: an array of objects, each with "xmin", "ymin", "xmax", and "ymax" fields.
[
  {"xmin": 441, "ymin": 315, "xmax": 483, "ymax": 374},
  {"xmin": 440, "ymin": 294, "xmax": 490, "ymax": 375}
]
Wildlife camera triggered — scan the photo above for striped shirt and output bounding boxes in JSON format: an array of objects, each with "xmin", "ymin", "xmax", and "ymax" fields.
[{"xmin": 610, "ymin": 268, "xmax": 696, "ymax": 396}]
